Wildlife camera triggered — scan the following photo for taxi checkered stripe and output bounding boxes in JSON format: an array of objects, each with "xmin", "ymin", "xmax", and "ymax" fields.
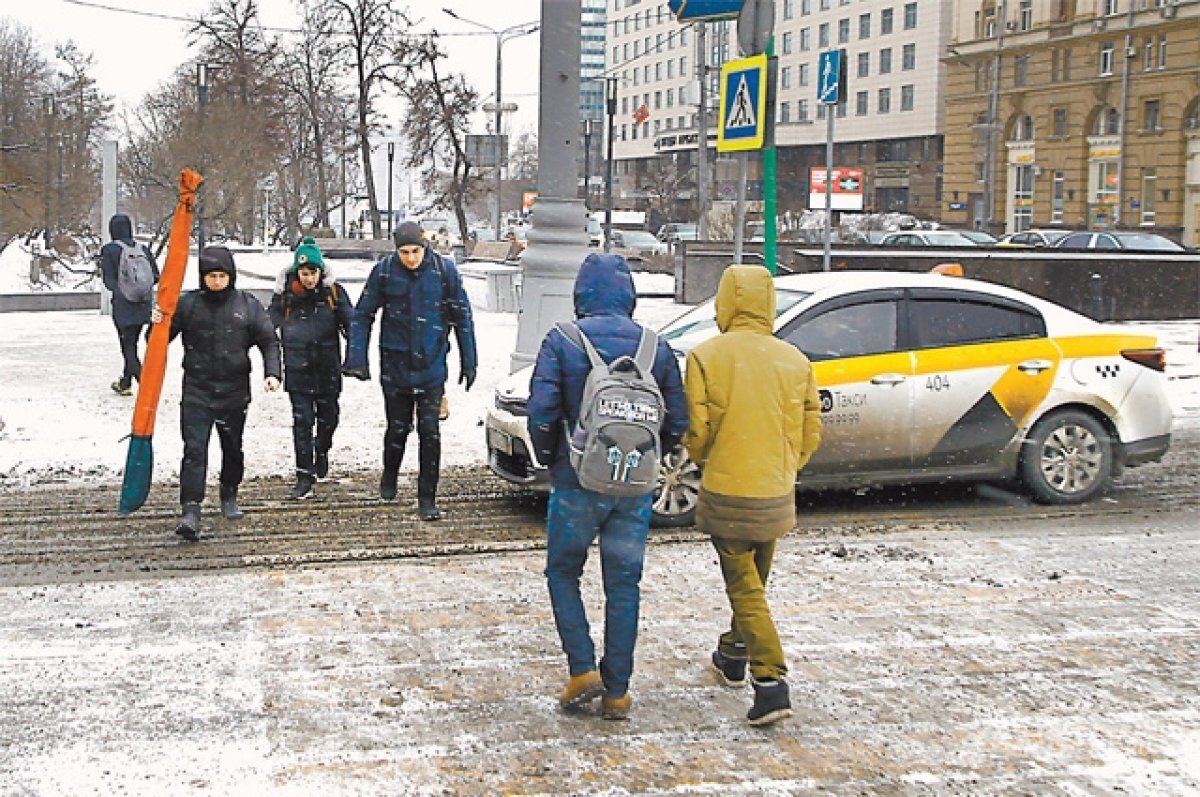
[{"xmin": 1095, "ymin": 364, "xmax": 1121, "ymax": 378}]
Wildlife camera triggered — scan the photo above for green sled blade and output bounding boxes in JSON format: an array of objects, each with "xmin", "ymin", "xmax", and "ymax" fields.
[{"xmin": 118, "ymin": 435, "xmax": 154, "ymax": 515}]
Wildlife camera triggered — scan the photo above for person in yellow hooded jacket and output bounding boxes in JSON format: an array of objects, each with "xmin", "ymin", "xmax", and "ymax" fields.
[{"xmin": 682, "ymin": 265, "xmax": 822, "ymax": 726}]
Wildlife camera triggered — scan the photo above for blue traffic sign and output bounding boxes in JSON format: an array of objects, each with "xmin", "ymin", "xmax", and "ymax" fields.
[
  {"xmin": 717, "ymin": 54, "xmax": 767, "ymax": 152},
  {"xmin": 668, "ymin": 0, "xmax": 743, "ymax": 22},
  {"xmin": 817, "ymin": 49, "xmax": 843, "ymax": 105}
]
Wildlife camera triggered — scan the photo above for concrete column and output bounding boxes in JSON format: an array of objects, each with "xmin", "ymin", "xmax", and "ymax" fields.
[
  {"xmin": 510, "ymin": 1, "xmax": 591, "ymax": 372},
  {"xmin": 99, "ymin": 139, "xmax": 118, "ymax": 316}
]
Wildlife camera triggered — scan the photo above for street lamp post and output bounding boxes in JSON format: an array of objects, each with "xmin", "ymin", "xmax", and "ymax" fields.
[
  {"xmin": 196, "ymin": 63, "xmax": 209, "ymax": 252},
  {"xmin": 42, "ymin": 95, "xmax": 55, "ymax": 251},
  {"xmin": 386, "ymin": 141, "xmax": 395, "ymax": 237},
  {"xmin": 582, "ymin": 118, "xmax": 593, "ymax": 207},
  {"xmin": 604, "ymin": 77, "xmax": 617, "ymax": 253},
  {"xmin": 442, "ymin": 10, "xmax": 538, "ymax": 240}
]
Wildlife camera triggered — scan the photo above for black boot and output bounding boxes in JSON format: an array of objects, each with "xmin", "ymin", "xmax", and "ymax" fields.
[
  {"xmin": 288, "ymin": 472, "xmax": 315, "ymax": 500},
  {"xmin": 747, "ymin": 678, "xmax": 793, "ymax": 727},
  {"xmin": 379, "ymin": 469, "xmax": 399, "ymax": 500},
  {"xmin": 417, "ymin": 496, "xmax": 441, "ymax": 521},
  {"xmin": 219, "ymin": 484, "xmax": 244, "ymax": 520},
  {"xmin": 314, "ymin": 449, "xmax": 329, "ymax": 479},
  {"xmin": 176, "ymin": 502, "xmax": 201, "ymax": 541}
]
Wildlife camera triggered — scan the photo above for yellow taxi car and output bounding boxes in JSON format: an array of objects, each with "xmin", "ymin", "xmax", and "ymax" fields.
[{"xmin": 485, "ymin": 271, "xmax": 1173, "ymax": 527}]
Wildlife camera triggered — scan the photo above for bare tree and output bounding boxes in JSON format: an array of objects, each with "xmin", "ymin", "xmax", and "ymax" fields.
[
  {"xmin": 397, "ymin": 35, "xmax": 484, "ymax": 244},
  {"xmin": 318, "ymin": 0, "xmax": 417, "ymax": 240},
  {"xmin": 0, "ymin": 19, "xmax": 53, "ymax": 246},
  {"xmin": 52, "ymin": 43, "xmax": 113, "ymax": 235}
]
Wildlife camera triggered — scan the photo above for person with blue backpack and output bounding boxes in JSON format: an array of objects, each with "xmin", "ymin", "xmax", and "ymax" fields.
[
  {"xmin": 99, "ymin": 213, "xmax": 159, "ymax": 396},
  {"xmin": 342, "ymin": 221, "xmax": 477, "ymax": 521},
  {"xmin": 526, "ymin": 252, "xmax": 687, "ymax": 720}
]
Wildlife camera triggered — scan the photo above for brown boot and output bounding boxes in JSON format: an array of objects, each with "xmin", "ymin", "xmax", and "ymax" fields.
[
  {"xmin": 601, "ymin": 692, "xmax": 632, "ymax": 721},
  {"xmin": 559, "ymin": 670, "xmax": 604, "ymax": 710}
]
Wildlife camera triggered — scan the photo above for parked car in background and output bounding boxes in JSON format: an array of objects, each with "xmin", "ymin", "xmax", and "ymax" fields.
[
  {"xmin": 657, "ymin": 222, "xmax": 699, "ymax": 243},
  {"xmin": 1053, "ymin": 231, "xmax": 1188, "ymax": 252},
  {"xmin": 954, "ymin": 229, "xmax": 999, "ymax": 246},
  {"xmin": 610, "ymin": 229, "xmax": 668, "ymax": 259},
  {"xmin": 997, "ymin": 229, "xmax": 1071, "ymax": 248},
  {"xmin": 484, "ymin": 271, "xmax": 1172, "ymax": 527},
  {"xmin": 879, "ymin": 230, "xmax": 980, "ymax": 247}
]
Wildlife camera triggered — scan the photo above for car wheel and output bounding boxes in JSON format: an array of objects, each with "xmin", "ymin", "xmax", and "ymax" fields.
[
  {"xmin": 651, "ymin": 445, "xmax": 701, "ymax": 527},
  {"xmin": 1020, "ymin": 409, "xmax": 1112, "ymax": 504}
]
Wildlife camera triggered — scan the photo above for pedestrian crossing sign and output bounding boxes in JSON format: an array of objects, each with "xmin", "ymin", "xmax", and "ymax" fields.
[{"xmin": 717, "ymin": 54, "xmax": 767, "ymax": 153}]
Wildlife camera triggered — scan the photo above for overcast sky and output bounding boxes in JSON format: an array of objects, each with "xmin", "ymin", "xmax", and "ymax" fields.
[{"xmin": 4, "ymin": 0, "xmax": 543, "ymax": 139}]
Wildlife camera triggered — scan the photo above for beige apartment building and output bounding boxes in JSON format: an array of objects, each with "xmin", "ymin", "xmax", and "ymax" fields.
[
  {"xmin": 943, "ymin": 0, "xmax": 1200, "ymax": 244},
  {"xmin": 607, "ymin": 0, "xmax": 955, "ymax": 224}
]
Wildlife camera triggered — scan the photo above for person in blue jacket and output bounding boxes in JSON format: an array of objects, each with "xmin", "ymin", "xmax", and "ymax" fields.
[
  {"xmin": 526, "ymin": 252, "xmax": 688, "ymax": 720},
  {"xmin": 342, "ymin": 221, "xmax": 477, "ymax": 521},
  {"xmin": 99, "ymin": 213, "xmax": 159, "ymax": 395}
]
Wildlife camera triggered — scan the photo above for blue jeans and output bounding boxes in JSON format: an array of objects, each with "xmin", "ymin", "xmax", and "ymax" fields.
[{"xmin": 544, "ymin": 486, "xmax": 652, "ymax": 699}]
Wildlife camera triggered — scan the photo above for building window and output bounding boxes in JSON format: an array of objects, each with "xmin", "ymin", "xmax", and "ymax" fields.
[
  {"xmin": 1141, "ymin": 168, "xmax": 1157, "ymax": 224},
  {"xmin": 1158, "ymin": 35, "xmax": 1167, "ymax": 68},
  {"xmin": 879, "ymin": 48, "xmax": 892, "ymax": 74},
  {"xmin": 654, "ymin": 90, "xmax": 661, "ymax": 109},
  {"xmin": 1019, "ymin": 0, "xmax": 1032, "ymax": 30},
  {"xmin": 781, "ymin": 32, "xmax": 792, "ymax": 54},
  {"xmin": 820, "ymin": 0, "xmax": 829, "ymax": 9},
  {"xmin": 878, "ymin": 88, "xmax": 891, "ymax": 113},
  {"xmin": 901, "ymin": 84, "xmax": 914, "ymax": 111},
  {"xmin": 1099, "ymin": 42, "xmax": 1114, "ymax": 76},
  {"xmin": 881, "ymin": 8, "xmax": 894, "ymax": 34},
  {"xmin": 1103, "ymin": 0, "xmax": 1118, "ymax": 15},
  {"xmin": 1013, "ymin": 114, "xmax": 1034, "ymax": 141},
  {"xmin": 1053, "ymin": 107, "xmax": 1068, "ymax": 137},
  {"xmin": 782, "ymin": 66, "xmax": 792, "ymax": 89},
  {"xmin": 799, "ymin": 99, "xmax": 809, "ymax": 120},
  {"xmin": 858, "ymin": 52, "xmax": 870, "ymax": 78},
  {"xmin": 1144, "ymin": 37, "xmax": 1154, "ymax": 71},
  {"xmin": 1013, "ymin": 165, "xmax": 1034, "ymax": 232},
  {"xmin": 837, "ymin": 97, "xmax": 847, "ymax": 118},
  {"xmin": 1014, "ymin": 54, "xmax": 1029, "ymax": 86},
  {"xmin": 838, "ymin": 18, "xmax": 850, "ymax": 44},
  {"xmin": 1144, "ymin": 99, "xmax": 1160, "ymax": 131},
  {"xmin": 802, "ymin": 0, "xmax": 811, "ymax": 14},
  {"xmin": 902, "ymin": 43, "xmax": 916, "ymax": 70},
  {"xmin": 666, "ymin": 88, "xmax": 674, "ymax": 107},
  {"xmin": 1096, "ymin": 160, "xmax": 1118, "ymax": 205},
  {"xmin": 859, "ymin": 13, "xmax": 870, "ymax": 38},
  {"xmin": 819, "ymin": 23, "xmax": 829, "ymax": 47},
  {"xmin": 783, "ymin": 0, "xmax": 794, "ymax": 19},
  {"xmin": 800, "ymin": 63, "xmax": 810, "ymax": 86},
  {"xmin": 780, "ymin": 101, "xmax": 791, "ymax": 123},
  {"xmin": 856, "ymin": 90, "xmax": 869, "ymax": 116},
  {"xmin": 800, "ymin": 28, "xmax": 811, "ymax": 51},
  {"xmin": 1052, "ymin": 171, "xmax": 1065, "ymax": 222},
  {"xmin": 903, "ymin": 2, "xmax": 917, "ymax": 29},
  {"xmin": 1095, "ymin": 106, "xmax": 1120, "ymax": 135}
]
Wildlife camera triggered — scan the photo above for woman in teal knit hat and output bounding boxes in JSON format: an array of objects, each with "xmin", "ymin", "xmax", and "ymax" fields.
[{"xmin": 268, "ymin": 237, "xmax": 354, "ymax": 499}]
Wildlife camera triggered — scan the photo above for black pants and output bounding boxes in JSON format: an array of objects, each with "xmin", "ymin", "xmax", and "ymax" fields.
[
  {"xmin": 180, "ymin": 398, "xmax": 248, "ymax": 505},
  {"xmin": 115, "ymin": 324, "xmax": 147, "ymax": 385},
  {"xmin": 289, "ymin": 392, "xmax": 339, "ymax": 476},
  {"xmin": 383, "ymin": 387, "xmax": 443, "ymax": 500}
]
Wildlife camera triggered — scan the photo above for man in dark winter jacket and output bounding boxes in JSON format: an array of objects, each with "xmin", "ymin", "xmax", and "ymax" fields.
[
  {"xmin": 99, "ymin": 213, "xmax": 159, "ymax": 395},
  {"xmin": 526, "ymin": 252, "xmax": 688, "ymax": 720},
  {"xmin": 153, "ymin": 246, "xmax": 281, "ymax": 540},
  {"xmin": 269, "ymin": 237, "xmax": 353, "ymax": 499},
  {"xmin": 343, "ymin": 221, "xmax": 477, "ymax": 521}
]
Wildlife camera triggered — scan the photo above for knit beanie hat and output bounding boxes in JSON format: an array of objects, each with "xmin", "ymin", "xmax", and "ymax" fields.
[
  {"xmin": 392, "ymin": 221, "xmax": 425, "ymax": 248},
  {"xmin": 294, "ymin": 236, "xmax": 324, "ymax": 270}
]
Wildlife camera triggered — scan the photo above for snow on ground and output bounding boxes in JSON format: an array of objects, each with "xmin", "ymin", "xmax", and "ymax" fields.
[{"xmin": 0, "ymin": 237, "xmax": 1194, "ymax": 488}]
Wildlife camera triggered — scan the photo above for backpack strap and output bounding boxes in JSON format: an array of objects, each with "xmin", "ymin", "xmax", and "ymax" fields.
[
  {"xmin": 631, "ymin": 327, "xmax": 658, "ymax": 376},
  {"xmin": 555, "ymin": 322, "xmax": 605, "ymax": 370}
]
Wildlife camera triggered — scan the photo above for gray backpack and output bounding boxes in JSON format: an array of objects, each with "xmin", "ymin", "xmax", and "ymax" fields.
[
  {"xmin": 115, "ymin": 241, "xmax": 155, "ymax": 303},
  {"xmin": 557, "ymin": 321, "xmax": 666, "ymax": 496}
]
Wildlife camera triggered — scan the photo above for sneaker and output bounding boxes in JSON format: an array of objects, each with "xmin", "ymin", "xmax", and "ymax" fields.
[
  {"xmin": 439, "ymin": 395, "xmax": 449, "ymax": 421},
  {"xmin": 219, "ymin": 484, "xmax": 244, "ymax": 521},
  {"xmin": 379, "ymin": 469, "xmax": 398, "ymax": 500},
  {"xmin": 287, "ymin": 473, "xmax": 314, "ymax": 500},
  {"xmin": 601, "ymin": 693, "xmax": 632, "ymax": 721},
  {"xmin": 111, "ymin": 379, "xmax": 132, "ymax": 397},
  {"xmin": 175, "ymin": 502, "xmax": 201, "ymax": 542},
  {"xmin": 314, "ymin": 450, "xmax": 329, "ymax": 479},
  {"xmin": 747, "ymin": 678, "xmax": 793, "ymax": 727},
  {"xmin": 559, "ymin": 670, "xmax": 604, "ymax": 710},
  {"xmin": 711, "ymin": 649, "xmax": 748, "ymax": 688},
  {"xmin": 417, "ymin": 497, "xmax": 441, "ymax": 521}
]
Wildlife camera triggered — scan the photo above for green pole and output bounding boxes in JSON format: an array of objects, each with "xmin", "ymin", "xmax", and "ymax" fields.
[{"xmin": 763, "ymin": 37, "xmax": 777, "ymax": 276}]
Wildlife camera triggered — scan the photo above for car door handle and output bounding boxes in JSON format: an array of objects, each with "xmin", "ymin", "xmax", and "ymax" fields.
[
  {"xmin": 1017, "ymin": 359, "xmax": 1054, "ymax": 375},
  {"xmin": 870, "ymin": 373, "xmax": 907, "ymax": 386}
]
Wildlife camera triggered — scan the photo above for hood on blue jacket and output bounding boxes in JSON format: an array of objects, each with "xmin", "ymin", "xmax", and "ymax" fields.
[
  {"xmin": 573, "ymin": 252, "xmax": 636, "ymax": 319},
  {"xmin": 108, "ymin": 214, "xmax": 133, "ymax": 243}
]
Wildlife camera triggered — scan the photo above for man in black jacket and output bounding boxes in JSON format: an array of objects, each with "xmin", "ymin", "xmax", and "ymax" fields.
[
  {"xmin": 154, "ymin": 246, "xmax": 281, "ymax": 540},
  {"xmin": 98, "ymin": 214, "xmax": 159, "ymax": 395}
]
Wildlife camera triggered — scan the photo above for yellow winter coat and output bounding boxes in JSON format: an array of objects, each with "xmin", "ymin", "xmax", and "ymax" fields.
[{"xmin": 683, "ymin": 266, "xmax": 822, "ymax": 540}]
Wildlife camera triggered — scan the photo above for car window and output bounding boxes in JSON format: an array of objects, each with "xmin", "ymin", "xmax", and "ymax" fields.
[
  {"xmin": 1011, "ymin": 233, "xmax": 1029, "ymax": 245},
  {"xmin": 659, "ymin": 289, "xmax": 810, "ymax": 353},
  {"xmin": 1058, "ymin": 233, "xmax": 1091, "ymax": 248},
  {"xmin": 1095, "ymin": 234, "xmax": 1119, "ymax": 250},
  {"xmin": 908, "ymin": 298, "xmax": 1045, "ymax": 348},
  {"xmin": 781, "ymin": 300, "xmax": 899, "ymax": 361}
]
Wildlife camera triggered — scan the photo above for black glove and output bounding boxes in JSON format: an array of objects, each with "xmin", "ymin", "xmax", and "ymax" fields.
[
  {"xmin": 342, "ymin": 364, "xmax": 371, "ymax": 381},
  {"xmin": 459, "ymin": 367, "xmax": 476, "ymax": 392}
]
